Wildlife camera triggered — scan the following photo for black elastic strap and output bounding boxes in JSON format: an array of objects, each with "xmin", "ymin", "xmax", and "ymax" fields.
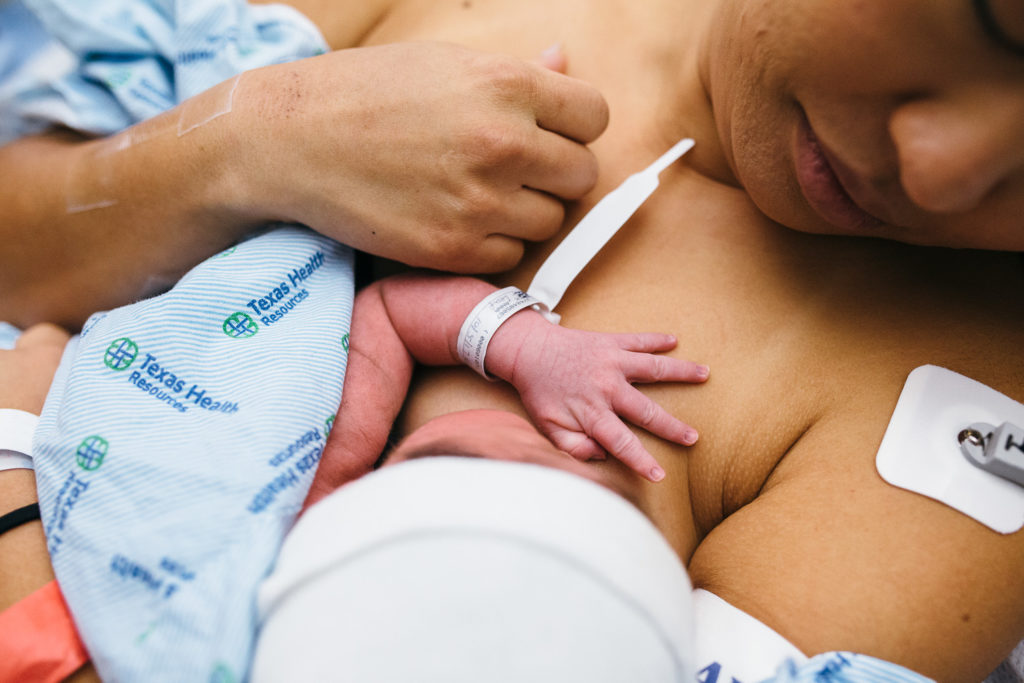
[{"xmin": 0, "ymin": 503, "xmax": 41, "ymax": 537}]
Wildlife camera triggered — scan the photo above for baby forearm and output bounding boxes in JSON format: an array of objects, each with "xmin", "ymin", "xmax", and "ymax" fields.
[
  {"xmin": 303, "ymin": 281, "xmax": 417, "ymax": 506},
  {"xmin": 375, "ymin": 273, "xmax": 502, "ymax": 367}
]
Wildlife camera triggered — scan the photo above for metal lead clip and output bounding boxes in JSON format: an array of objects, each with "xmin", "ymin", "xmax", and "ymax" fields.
[{"xmin": 959, "ymin": 421, "xmax": 1024, "ymax": 487}]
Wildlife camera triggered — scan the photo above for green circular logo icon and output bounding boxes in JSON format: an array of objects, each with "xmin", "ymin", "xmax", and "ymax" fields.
[
  {"xmin": 222, "ymin": 312, "xmax": 258, "ymax": 339},
  {"xmin": 76, "ymin": 436, "xmax": 109, "ymax": 471},
  {"xmin": 209, "ymin": 663, "xmax": 236, "ymax": 683},
  {"xmin": 104, "ymin": 68, "xmax": 131, "ymax": 89},
  {"xmin": 104, "ymin": 337, "xmax": 139, "ymax": 371}
]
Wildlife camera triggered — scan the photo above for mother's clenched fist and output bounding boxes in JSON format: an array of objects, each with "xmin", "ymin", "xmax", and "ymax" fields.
[{"xmin": 227, "ymin": 42, "xmax": 609, "ymax": 271}]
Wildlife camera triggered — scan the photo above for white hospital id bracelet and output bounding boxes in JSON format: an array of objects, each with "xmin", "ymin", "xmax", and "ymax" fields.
[
  {"xmin": 457, "ymin": 287, "xmax": 541, "ymax": 379},
  {"xmin": 0, "ymin": 408, "xmax": 38, "ymax": 472}
]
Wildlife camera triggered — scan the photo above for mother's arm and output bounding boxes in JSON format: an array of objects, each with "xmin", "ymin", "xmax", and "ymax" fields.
[{"xmin": 1, "ymin": 13, "xmax": 607, "ymax": 329}]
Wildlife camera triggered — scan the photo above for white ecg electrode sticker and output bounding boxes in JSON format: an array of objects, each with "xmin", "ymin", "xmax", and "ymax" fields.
[{"xmin": 875, "ymin": 365, "xmax": 1024, "ymax": 534}]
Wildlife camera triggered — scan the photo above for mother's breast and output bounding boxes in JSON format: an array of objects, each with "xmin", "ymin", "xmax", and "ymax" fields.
[
  {"xmin": 400, "ymin": 170, "xmax": 832, "ymax": 558},
  {"xmin": 404, "ymin": 161, "xmax": 1024, "ymax": 573}
]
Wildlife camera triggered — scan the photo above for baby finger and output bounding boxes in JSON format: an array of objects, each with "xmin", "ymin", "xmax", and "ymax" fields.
[
  {"xmin": 622, "ymin": 353, "xmax": 709, "ymax": 384},
  {"xmin": 586, "ymin": 410, "xmax": 665, "ymax": 482},
  {"xmin": 547, "ymin": 427, "xmax": 608, "ymax": 462},
  {"xmin": 613, "ymin": 388, "xmax": 698, "ymax": 446}
]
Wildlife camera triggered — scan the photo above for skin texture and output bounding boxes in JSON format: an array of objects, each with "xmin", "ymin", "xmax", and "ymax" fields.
[{"xmin": 700, "ymin": 0, "xmax": 1024, "ymax": 249}]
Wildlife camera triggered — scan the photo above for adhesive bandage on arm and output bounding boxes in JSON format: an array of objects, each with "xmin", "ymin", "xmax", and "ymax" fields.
[
  {"xmin": 457, "ymin": 287, "xmax": 541, "ymax": 379},
  {"xmin": 0, "ymin": 409, "xmax": 37, "ymax": 472}
]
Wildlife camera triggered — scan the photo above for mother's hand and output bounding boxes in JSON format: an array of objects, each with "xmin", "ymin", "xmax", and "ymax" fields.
[{"xmin": 230, "ymin": 42, "xmax": 609, "ymax": 271}]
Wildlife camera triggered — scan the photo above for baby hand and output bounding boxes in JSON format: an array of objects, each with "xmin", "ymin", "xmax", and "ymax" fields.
[{"xmin": 489, "ymin": 317, "xmax": 707, "ymax": 482}]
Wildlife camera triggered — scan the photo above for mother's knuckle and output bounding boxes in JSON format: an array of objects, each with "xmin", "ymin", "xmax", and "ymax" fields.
[{"xmin": 464, "ymin": 123, "xmax": 527, "ymax": 168}]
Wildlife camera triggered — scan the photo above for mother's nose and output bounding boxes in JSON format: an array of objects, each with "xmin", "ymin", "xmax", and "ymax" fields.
[{"xmin": 889, "ymin": 83, "xmax": 1024, "ymax": 213}]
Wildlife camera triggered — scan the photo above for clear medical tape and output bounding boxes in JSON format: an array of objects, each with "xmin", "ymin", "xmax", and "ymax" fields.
[
  {"xmin": 177, "ymin": 74, "xmax": 241, "ymax": 137},
  {"xmin": 64, "ymin": 74, "xmax": 243, "ymax": 214},
  {"xmin": 64, "ymin": 138, "xmax": 121, "ymax": 214},
  {"xmin": 64, "ymin": 109, "xmax": 175, "ymax": 214}
]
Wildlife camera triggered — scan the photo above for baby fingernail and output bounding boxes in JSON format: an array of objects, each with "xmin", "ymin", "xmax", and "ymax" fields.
[
  {"xmin": 650, "ymin": 466, "xmax": 665, "ymax": 482},
  {"xmin": 697, "ymin": 365, "xmax": 710, "ymax": 379},
  {"xmin": 684, "ymin": 429, "xmax": 699, "ymax": 444},
  {"xmin": 541, "ymin": 42, "xmax": 562, "ymax": 59}
]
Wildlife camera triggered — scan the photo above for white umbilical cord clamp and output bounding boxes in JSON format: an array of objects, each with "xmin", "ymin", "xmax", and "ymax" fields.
[{"xmin": 457, "ymin": 287, "xmax": 541, "ymax": 379}]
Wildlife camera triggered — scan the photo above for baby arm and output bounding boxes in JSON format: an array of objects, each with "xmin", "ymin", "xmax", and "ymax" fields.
[
  {"xmin": 306, "ymin": 272, "xmax": 707, "ymax": 506},
  {"xmin": 302, "ymin": 280, "xmax": 416, "ymax": 509}
]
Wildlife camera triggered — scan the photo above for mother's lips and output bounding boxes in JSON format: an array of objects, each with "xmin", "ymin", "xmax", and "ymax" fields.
[{"xmin": 794, "ymin": 116, "xmax": 885, "ymax": 232}]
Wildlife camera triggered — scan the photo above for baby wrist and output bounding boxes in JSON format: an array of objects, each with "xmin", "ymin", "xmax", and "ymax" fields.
[{"xmin": 457, "ymin": 287, "xmax": 546, "ymax": 380}]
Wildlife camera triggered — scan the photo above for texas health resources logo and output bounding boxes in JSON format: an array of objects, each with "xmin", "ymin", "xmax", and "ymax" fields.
[
  {"xmin": 101, "ymin": 337, "xmax": 240, "ymax": 415},
  {"xmin": 104, "ymin": 337, "xmax": 139, "ymax": 371},
  {"xmin": 228, "ymin": 250, "xmax": 324, "ymax": 335},
  {"xmin": 222, "ymin": 312, "xmax": 259, "ymax": 339},
  {"xmin": 76, "ymin": 435, "xmax": 108, "ymax": 471}
]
